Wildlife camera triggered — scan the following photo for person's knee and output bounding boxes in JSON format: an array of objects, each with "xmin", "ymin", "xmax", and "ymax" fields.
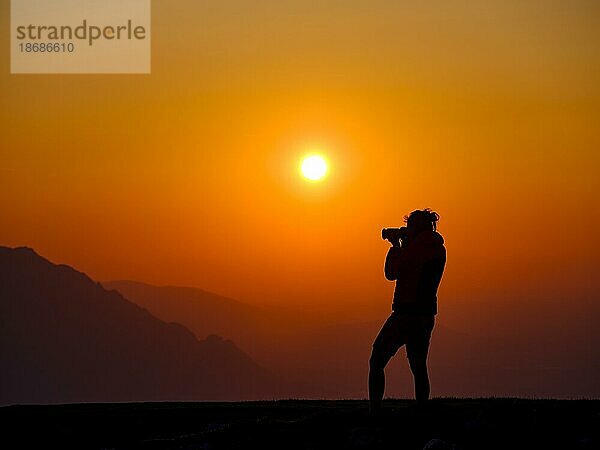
[{"xmin": 369, "ymin": 349, "xmax": 386, "ymax": 370}]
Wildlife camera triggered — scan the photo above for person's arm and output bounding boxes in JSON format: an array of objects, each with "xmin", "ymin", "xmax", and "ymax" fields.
[
  {"xmin": 384, "ymin": 238, "xmax": 427, "ymax": 280},
  {"xmin": 384, "ymin": 246, "xmax": 403, "ymax": 280}
]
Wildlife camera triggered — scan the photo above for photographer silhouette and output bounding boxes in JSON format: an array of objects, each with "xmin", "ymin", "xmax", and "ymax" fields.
[{"xmin": 369, "ymin": 209, "xmax": 446, "ymax": 413}]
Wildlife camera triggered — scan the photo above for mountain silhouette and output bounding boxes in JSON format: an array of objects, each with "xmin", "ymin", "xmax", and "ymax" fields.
[
  {"xmin": 103, "ymin": 280, "xmax": 367, "ymax": 396},
  {"xmin": 0, "ymin": 247, "xmax": 279, "ymax": 404},
  {"xmin": 102, "ymin": 280, "xmax": 279, "ymax": 346}
]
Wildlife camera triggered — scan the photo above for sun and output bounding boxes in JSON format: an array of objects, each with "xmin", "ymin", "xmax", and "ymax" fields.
[{"xmin": 300, "ymin": 154, "xmax": 328, "ymax": 181}]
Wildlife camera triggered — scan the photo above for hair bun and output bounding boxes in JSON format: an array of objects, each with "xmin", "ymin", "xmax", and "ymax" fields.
[
  {"xmin": 428, "ymin": 210, "xmax": 440, "ymax": 223},
  {"xmin": 423, "ymin": 208, "xmax": 439, "ymax": 231}
]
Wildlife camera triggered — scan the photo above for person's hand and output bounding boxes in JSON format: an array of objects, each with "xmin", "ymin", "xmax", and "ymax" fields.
[{"xmin": 390, "ymin": 237, "xmax": 401, "ymax": 248}]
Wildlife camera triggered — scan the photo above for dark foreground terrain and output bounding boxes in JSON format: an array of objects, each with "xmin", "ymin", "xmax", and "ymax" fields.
[{"xmin": 2, "ymin": 399, "xmax": 599, "ymax": 450}]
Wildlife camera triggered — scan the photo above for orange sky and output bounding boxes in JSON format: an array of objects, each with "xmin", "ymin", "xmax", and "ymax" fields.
[{"xmin": 1, "ymin": 0, "xmax": 599, "ymax": 334}]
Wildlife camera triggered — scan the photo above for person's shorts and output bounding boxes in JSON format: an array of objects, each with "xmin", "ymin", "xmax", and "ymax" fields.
[{"xmin": 371, "ymin": 312, "xmax": 435, "ymax": 366}]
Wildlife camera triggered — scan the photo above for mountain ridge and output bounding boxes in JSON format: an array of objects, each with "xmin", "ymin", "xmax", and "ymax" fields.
[{"xmin": 0, "ymin": 246, "xmax": 281, "ymax": 404}]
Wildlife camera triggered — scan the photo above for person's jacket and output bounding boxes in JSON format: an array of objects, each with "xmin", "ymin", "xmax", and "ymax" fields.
[{"xmin": 384, "ymin": 230, "xmax": 446, "ymax": 315}]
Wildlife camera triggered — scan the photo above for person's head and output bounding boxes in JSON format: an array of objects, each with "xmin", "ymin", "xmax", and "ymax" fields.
[{"xmin": 404, "ymin": 208, "xmax": 440, "ymax": 239}]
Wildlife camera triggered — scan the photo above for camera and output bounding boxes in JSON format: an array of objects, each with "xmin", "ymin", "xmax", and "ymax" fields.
[{"xmin": 381, "ymin": 226, "xmax": 408, "ymax": 243}]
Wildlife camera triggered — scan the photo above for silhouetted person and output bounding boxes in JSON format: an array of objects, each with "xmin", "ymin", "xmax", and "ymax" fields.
[{"xmin": 369, "ymin": 209, "xmax": 446, "ymax": 413}]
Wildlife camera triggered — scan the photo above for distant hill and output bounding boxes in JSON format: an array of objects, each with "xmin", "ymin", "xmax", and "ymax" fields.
[
  {"xmin": 103, "ymin": 280, "xmax": 373, "ymax": 397},
  {"xmin": 102, "ymin": 280, "xmax": 280, "ymax": 346},
  {"xmin": 105, "ymin": 280, "xmax": 600, "ymax": 399},
  {"xmin": 0, "ymin": 247, "xmax": 280, "ymax": 404}
]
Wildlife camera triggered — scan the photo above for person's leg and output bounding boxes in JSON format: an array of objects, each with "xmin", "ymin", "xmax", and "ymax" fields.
[
  {"xmin": 369, "ymin": 313, "xmax": 404, "ymax": 414},
  {"xmin": 406, "ymin": 316, "xmax": 435, "ymax": 404},
  {"xmin": 368, "ymin": 349, "xmax": 387, "ymax": 414},
  {"xmin": 407, "ymin": 351, "xmax": 430, "ymax": 404}
]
